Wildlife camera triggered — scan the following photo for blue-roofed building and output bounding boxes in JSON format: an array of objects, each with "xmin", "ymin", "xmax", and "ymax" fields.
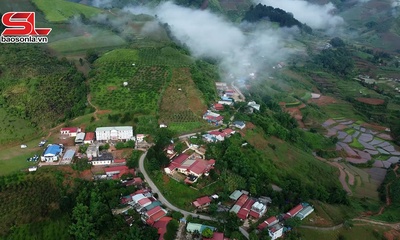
[
  {"xmin": 221, "ymin": 96, "xmax": 233, "ymax": 102},
  {"xmin": 41, "ymin": 144, "xmax": 63, "ymax": 162}
]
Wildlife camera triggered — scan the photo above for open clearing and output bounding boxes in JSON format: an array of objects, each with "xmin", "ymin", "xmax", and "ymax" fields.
[
  {"xmin": 49, "ymin": 30, "xmax": 126, "ymax": 54},
  {"xmin": 32, "ymin": 0, "xmax": 102, "ymax": 22}
]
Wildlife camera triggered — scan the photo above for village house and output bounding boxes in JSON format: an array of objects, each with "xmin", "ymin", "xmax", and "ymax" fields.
[
  {"xmin": 257, "ymin": 216, "xmax": 279, "ymax": 231},
  {"xmin": 153, "ymin": 216, "xmax": 172, "ymax": 240},
  {"xmin": 86, "ymin": 144, "xmax": 99, "ymax": 159},
  {"xmin": 237, "ymin": 198, "xmax": 255, "ymax": 220},
  {"xmin": 165, "ymin": 145, "xmax": 175, "ymax": 155},
  {"xmin": 164, "ymin": 154, "xmax": 216, "ymax": 183},
  {"xmin": 84, "ymin": 132, "xmax": 95, "ymax": 144},
  {"xmin": 203, "ymin": 110, "xmax": 224, "ymax": 126},
  {"xmin": 60, "ymin": 127, "xmax": 81, "ymax": 137},
  {"xmin": 248, "ymin": 101, "xmax": 261, "ymax": 111},
  {"xmin": 135, "ymin": 134, "xmax": 146, "ymax": 143},
  {"xmin": 233, "ymin": 121, "xmax": 246, "ymax": 130},
  {"xmin": 284, "ymin": 204, "xmax": 303, "ymax": 219},
  {"xmin": 203, "ymin": 129, "xmax": 235, "ymax": 143},
  {"xmin": 268, "ymin": 224, "xmax": 284, "ymax": 240},
  {"xmin": 213, "ymin": 103, "xmax": 224, "ymax": 111},
  {"xmin": 141, "ymin": 206, "xmax": 168, "ymax": 225},
  {"xmin": 296, "ymin": 205, "xmax": 314, "ymax": 220},
  {"xmin": 91, "ymin": 152, "xmax": 113, "ymax": 166},
  {"xmin": 62, "ymin": 149, "xmax": 75, "ymax": 162},
  {"xmin": 105, "ymin": 166, "xmax": 135, "ymax": 179},
  {"xmin": 249, "ymin": 201, "xmax": 267, "ymax": 219},
  {"xmin": 123, "ymin": 177, "xmax": 143, "ymax": 187},
  {"xmin": 75, "ymin": 132, "xmax": 85, "ymax": 144},
  {"xmin": 95, "ymin": 126, "xmax": 133, "ymax": 141},
  {"xmin": 41, "ymin": 144, "xmax": 63, "ymax": 162},
  {"xmin": 192, "ymin": 196, "xmax": 212, "ymax": 209}
]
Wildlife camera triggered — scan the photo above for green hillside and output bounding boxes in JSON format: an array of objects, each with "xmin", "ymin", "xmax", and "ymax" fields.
[{"xmin": 31, "ymin": 0, "xmax": 102, "ymax": 23}]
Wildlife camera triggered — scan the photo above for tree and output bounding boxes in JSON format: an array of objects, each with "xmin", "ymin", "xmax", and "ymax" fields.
[
  {"xmin": 164, "ymin": 219, "xmax": 179, "ymax": 240},
  {"xmin": 79, "ymin": 58, "xmax": 84, "ymax": 66},
  {"xmin": 202, "ymin": 227, "xmax": 214, "ymax": 238},
  {"xmin": 171, "ymin": 211, "xmax": 184, "ymax": 220},
  {"xmin": 330, "ymin": 37, "xmax": 345, "ymax": 48},
  {"xmin": 249, "ymin": 231, "xmax": 259, "ymax": 240},
  {"xmin": 69, "ymin": 203, "xmax": 96, "ymax": 240},
  {"xmin": 86, "ymin": 50, "xmax": 99, "ymax": 64},
  {"xmin": 285, "ymin": 217, "xmax": 302, "ymax": 228}
]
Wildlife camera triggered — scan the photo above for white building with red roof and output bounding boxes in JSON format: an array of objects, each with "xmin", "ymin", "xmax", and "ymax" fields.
[
  {"xmin": 257, "ymin": 216, "xmax": 279, "ymax": 230},
  {"xmin": 142, "ymin": 206, "xmax": 168, "ymax": 225},
  {"xmin": 192, "ymin": 196, "xmax": 212, "ymax": 208},
  {"xmin": 60, "ymin": 127, "xmax": 81, "ymax": 137},
  {"xmin": 84, "ymin": 132, "xmax": 95, "ymax": 144},
  {"xmin": 164, "ymin": 154, "xmax": 215, "ymax": 183},
  {"xmin": 249, "ymin": 201, "xmax": 267, "ymax": 219},
  {"xmin": 284, "ymin": 204, "xmax": 303, "ymax": 219}
]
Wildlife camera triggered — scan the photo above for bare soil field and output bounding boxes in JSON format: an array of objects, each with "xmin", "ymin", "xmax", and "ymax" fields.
[
  {"xmin": 356, "ymin": 97, "xmax": 385, "ymax": 105},
  {"xmin": 309, "ymin": 95, "xmax": 339, "ymax": 106}
]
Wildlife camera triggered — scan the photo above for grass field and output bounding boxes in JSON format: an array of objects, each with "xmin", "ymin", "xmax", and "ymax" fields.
[
  {"xmin": 0, "ymin": 108, "xmax": 38, "ymax": 145},
  {"xmin": 298, "ymin": 225, "xmax": 389, "ymax": 240},
  {"xmin": 32, "ymin": 0, "xmax": 102, "ymax": 22},
  {"xmin": 49, "ymin": 30, "xmax": 126, "ymax": 54}
]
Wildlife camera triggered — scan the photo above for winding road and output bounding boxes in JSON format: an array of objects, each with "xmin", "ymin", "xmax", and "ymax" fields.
[
  {"xmin": 139, "ymin": 150, "xmax": 250, "ymax": 239},
  {"xmin": 138, "ymin": 151, "xmax": 215, "ymax": 221}
]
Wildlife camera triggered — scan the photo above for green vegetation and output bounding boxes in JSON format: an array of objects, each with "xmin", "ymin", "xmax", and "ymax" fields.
[
  {"xmin": 32, "ymin": 0, "xmax": 101, "ymax": 22},
  {"xmin": 349, "ymin": 138, "xmax": 364, "ymax": 149},
  {"xmin": 49, "ymin": 30, "xmax": 126, "ymax": 54},
  {"xmin": 375, "ymin": 165, "xmax": 400, "ymax": 222},
  {"xmin": 190, "ymin": 60, "xmax": 219, "ymax": 103},
  {"xmin": 0, "ymin": 44, "xmax": 87, "ymax": 131},
  {"xmin": 72, "ymin": 158, "xmax": 91, "ymax": 171},
  {"xmin": 298, "ymin": 225, "xmax": 389, "ymax": 240},
  {"xmin": 127, "ymin": 150, "xmax": 143, "ymax": 169}
]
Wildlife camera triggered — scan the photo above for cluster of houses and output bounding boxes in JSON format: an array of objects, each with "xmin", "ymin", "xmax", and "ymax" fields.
[
  {"xmin": 229, "ymin": 190, "xmax": 269, "ymax": 220},
  {"xmin": 119, "ymin": 190, "xmax": 171, "ymax": 240},
  {"xmin": 42, "ymin": 126, "xmax": 142, "ymax": 164},
  {"xmin": 257, "ymin": 203, "xmax": 314, "ymax": 240},
  {"xmin": 164, "ymin": 153, "xmax": 216, "ymax": 184},
  {"xmin": 203, "ymin": 128, "xmax": 235, "ymax": 143}
]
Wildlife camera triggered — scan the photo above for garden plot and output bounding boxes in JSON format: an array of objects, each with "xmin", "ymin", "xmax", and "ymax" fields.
[{"xmin": 321, "ymin": 118, "xmax": 400, "ymax": 169}]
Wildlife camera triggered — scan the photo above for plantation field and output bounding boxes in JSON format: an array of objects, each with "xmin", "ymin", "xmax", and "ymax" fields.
[
  {"xmin": 0, "ymin": 108, "xmax": 38, "ymax": 145},
  {"xmin": 159, "ymin": 68, "xmax": 207, "ymax": 124},
  {"xmin": 137, "ymin": 47, "xmax": 194, "ymax": 67},
  {"xmin": 32, "ymin": 0, "xmax": 102, "ymax": 22},
  {"xmin": 168, "ymin": 122, "xmax": 210, "ymax": 135},
  {"xmin": 49, "ymin": 30, "xmax": 126, "ymax": 54},
  {"xmin": 91, "ymin": 48, "xmax": 172, "ymax": 114},
  {"xmin": 298, "ymin": 225, "xmax": 389, "ymax": 240}
]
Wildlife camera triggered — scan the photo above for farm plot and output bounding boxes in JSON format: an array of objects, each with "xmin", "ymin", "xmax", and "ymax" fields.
[
  {"xmin": 90, "ymin": 48, "xmax": 171, "ymax": 114},
  {"xmin": 159, "ymin": 68, "xmax": 208, "ymax": 133},
  {"xmin": 49, "ymin": 30, "xmax": 126, "ymax": 54},
  {"xmin": 137, "ymin": 47, "xmax": 193, "ymax": 67},
  {"xmin": 32, "ymin": 0, "xmax": 101, "ymax": 23}
]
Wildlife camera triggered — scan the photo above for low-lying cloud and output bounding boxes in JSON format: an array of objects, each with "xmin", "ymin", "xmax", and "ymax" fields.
[
  {"xmin": 124, "ymin": 2, "xmax": 301, "ymax": 80},
  {"xmin": 254, "ymin": 0, "xmax": 344, "ymax": 30}
]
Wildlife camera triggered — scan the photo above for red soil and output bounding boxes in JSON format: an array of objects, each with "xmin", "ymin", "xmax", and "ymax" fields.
[
  {"xmin": 308, "ymin": 95, "xmax": 338, "ymax": 106},
  {"xmin": 356, "ymin": 97, "xmax": 385, "ymax": 105}
]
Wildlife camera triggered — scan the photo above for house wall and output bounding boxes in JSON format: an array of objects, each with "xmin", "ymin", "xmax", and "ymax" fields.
[
  {"xmin": 92, "ymin": 160, "xmax": 112, "ymax": 166},
  {"xmin": 96, "ymin": 129, "xmax": 133, "ymax": 141},
  {"xmin": 84, "ymin": 140, "xmax": 93, "ymax": 144},
  {"xmin": 269, "ymin": 227, "xmax": 283, "ymax": 240}
]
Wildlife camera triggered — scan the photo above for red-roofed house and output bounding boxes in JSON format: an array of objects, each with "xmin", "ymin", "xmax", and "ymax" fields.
[
  {"xmin": 204, "ymin": 232, "xmax": 225, "ymax": 240},
  {"xmin": 166, "ymin": 145, "xmax": 175, "ymax": 155},
  {"xmin": 136, "ymin": 198, "xmax": 152, "ymax": 210},
  {"xmin": 105, "ymin": 166, "xmax": 135, "ymax": 179},
  {"xmin": 242, "ymin": 199, "xmax": 255, "ymax": 210},
  {"xmin": 153, "ymin": 216, "xmax": 172, "ymax": 240},
  {"xmin": 60, "ymin": 127, "xmax": 80, "ymax": 137},
  {"xmin": 286, "ymin": 204, "xmax": 303, "ymax": 218},
  {"xmin": 237, "ymin": 208, "xmax": 249, "ymax": 220},
  {"xmin": 114, "ymin": 158, "xmax": 126, "ymax": 164},
  {"xmin": 192, "ymin": 196, "xmax": 212, "ymax": 208},
  {"xmin": 235, "ymin": 194, "xmax": 249, "ymax": 208},
  {"xmin": 84, "ymin": 132, "xmax": 95, "ymax": 144},
  {"xmin": 144, "ymin": 207, "xmax": 168, "ymax": 225},
  {"xmin": 203, "ymin": 111, "xmax": 224, "ymax": 125},
  {"xmin": 257, "ymin": 216, "xmax": 279, "ymax": 230},
  {"xmin": 222, "ymin": 128, "xmax": 235, "ymax": 136},
  {"xmin": 214, "ymin": 103, "xmax": 224, "ymax": 111},
  {"xmin": 164, "ymin": 155, "xmax": 215, "ymax": 183}
]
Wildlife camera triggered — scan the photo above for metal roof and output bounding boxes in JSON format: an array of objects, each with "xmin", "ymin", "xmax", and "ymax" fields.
[
  {"xmin": 62, "ymin": 149, "xmax": 75, "ymax": 160},
  {"xmin": 43, "ymin": 144, "xmax": 62, "ymax": 156},
  {"xmin": 95, "ymin": 126, "xmax": 133, "ymax": 132}
]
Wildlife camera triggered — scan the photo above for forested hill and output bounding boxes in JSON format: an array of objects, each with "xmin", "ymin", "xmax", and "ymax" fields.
[
  {"xmin": 0, "ymin": 45, "xmax": 87, "ymax": 128},
  {"xmin": 243, "ymin": 3, "xmax": 312, "ymax": 33}
]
